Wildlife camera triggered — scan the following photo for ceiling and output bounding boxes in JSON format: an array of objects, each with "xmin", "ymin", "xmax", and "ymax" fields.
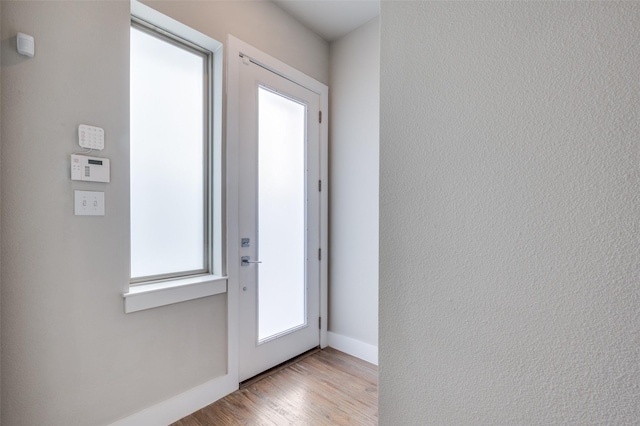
[{"xmin": 272, "ymin": 0, "xmax": 380, "ymax": 42}]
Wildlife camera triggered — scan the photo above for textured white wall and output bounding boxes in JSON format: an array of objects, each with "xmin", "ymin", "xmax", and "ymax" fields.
[
  {"xmin": 380, "ymin": 2, "xmax": 640, "ymax": 424},
  {"xmin": 329, "ymin": 17, "xmax": 379, "ymax": 350},
  {"xmin": 0, "ymin": 1, "xmax": 328, "ymax": 425}
]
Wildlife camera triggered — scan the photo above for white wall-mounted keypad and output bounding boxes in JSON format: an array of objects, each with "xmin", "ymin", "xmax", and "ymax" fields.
[{"xmin": 79, "ymin": 124, "xmax": 105, "ymax": 150}]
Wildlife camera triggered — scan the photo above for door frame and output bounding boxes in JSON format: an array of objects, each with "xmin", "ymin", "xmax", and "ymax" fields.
[{"xmin": 226, "ymin": 35, "xmax": 329, "ymax": 385}]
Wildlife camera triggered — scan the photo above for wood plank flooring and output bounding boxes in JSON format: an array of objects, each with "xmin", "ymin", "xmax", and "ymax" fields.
[{"xmin": 171, "ymin": 347, "xmax": 378, "ymax": 425}]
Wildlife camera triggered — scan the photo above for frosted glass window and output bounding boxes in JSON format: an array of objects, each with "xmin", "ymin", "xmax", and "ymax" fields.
[
  {"xmin": 130, "ymin": 25, "xmax": 208, "ymax": 281},
  {"xmin": 257, "ymin": 87, "xmax": 307, "ymax": 342}
]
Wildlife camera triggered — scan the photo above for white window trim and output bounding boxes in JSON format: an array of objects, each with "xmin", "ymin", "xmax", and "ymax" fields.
[
  {"xmin": 124, "ymin": 0, "xmax": 225, "ymax": 313},
  {"xmin": 123, "ymin": 275, "xmax": 227, "ymax": 313}
]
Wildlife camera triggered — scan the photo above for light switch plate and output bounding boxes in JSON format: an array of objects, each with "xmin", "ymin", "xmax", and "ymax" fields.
[{"xmin": 74, "ymin": 190, "xmax": 105, "ymax": 216}]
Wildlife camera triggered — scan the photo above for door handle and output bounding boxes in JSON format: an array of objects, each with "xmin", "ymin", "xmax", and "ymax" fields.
[{"xmin": 241, "ymin": 256, "xmax": 262, "ymax": 265}]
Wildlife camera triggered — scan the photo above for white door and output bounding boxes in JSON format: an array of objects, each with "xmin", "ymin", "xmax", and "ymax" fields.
[{"xmin": 238, "ymin": 54, "xmax": 322, "ymax": 382}]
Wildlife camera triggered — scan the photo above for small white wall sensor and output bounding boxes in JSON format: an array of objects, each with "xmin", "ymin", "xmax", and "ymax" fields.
[{"xmin": 16, "ymin": 33, "xmax": 35, "ymax": 58}]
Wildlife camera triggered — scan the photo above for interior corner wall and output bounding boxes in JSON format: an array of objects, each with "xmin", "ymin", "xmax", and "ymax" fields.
[
  {"xmin": 328, "ymin": 17, "xmax": 379, "ymax": 358},
  {"xmin": 380, "ymin": 2, "xmax": 640, "ymax": 424},
  {"xmin": 0, "ymin": 1, "xmax": 328, "ymax": 425}
]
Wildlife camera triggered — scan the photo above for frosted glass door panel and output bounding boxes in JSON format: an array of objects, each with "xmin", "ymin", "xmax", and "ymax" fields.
[{"xmin": 258, "ymin": 87, "xmax": 307, "ymax": 342}]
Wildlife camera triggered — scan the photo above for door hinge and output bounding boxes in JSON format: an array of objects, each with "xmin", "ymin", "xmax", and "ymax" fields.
[
  {"xmin": 319, "ymin": 317, "xmax": 322, "ymax": 329},
  {"xmin": 318, "ymin": 180, "xmax": 322, "ymax": 192},
  {"xmin": 318, "ymin": 248, "xmax": 322, "ymax": 261},
  {"xmin": 319, "ymin": 111, "xmax": 322, "ymax": 123}
]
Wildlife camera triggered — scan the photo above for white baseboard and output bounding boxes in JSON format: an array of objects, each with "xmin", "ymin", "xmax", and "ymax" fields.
[
  {"xmin": 328, "ymin": 331, "xmax": 378, "ymax": 366},
  {"xmin": 108, "ymin": 373, "xmax": 237, "ymax": 426}
]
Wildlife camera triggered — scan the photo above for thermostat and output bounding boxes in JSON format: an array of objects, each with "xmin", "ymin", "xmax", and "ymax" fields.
[{"xmin": 71, "ymin": 154, "xmax": 110, "ymax": 183}]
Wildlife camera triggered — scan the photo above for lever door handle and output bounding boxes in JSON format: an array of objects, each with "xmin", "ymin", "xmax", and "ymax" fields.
[{"xmin": 241, "ymin": 256, "xmax": 262, "ymax": 265}]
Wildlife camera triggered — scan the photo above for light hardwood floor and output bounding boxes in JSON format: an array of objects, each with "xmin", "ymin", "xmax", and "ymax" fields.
[{"xmin": 171, "ymin": 347, "xmax": 378, "ymax": 425}]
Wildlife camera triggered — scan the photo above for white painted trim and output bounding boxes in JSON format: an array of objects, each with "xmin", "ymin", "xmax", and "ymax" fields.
[
  {"xmin": 328, "ymin": 332, "xmax": 378, "ymax": 366},
  {"xmin": 319, "ymin": 74, "xmax": 329, "ymax": 350},
  {"xmin": 131, "ymin": 0, "xmax": 222, "ymax": 53},
  {"xmin": 225, "ymin": 33, "xmax": 242, "ymax": 401},
  {"xmin": 123, "ymin": 276, "xmax": 227, "ymax": 313},
  {"xmin": 108, "ymin": 373, "xmax": 238, "ymax": 426},
  {"xmin": 227, "ymin": 35, "xmax": 329, "ymax": 354}
]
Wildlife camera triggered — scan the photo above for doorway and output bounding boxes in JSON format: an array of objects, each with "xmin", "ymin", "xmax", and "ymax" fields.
[{"xmin": 227, "ymin": 37, "xmax": 329, "ymax": 383}]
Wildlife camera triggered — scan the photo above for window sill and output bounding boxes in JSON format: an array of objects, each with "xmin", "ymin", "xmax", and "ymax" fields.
[{"xmin": 123, "ymin": 274, "xmax": 227, "ymax": 313}]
